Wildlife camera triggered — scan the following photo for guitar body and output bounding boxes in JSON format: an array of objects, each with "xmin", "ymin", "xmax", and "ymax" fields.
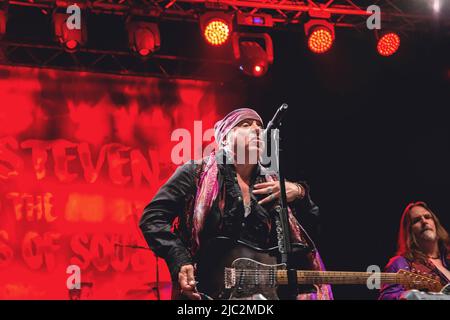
[{"xmin": 195, "ymin": 237, "xmax": 313, "ymax": 300}]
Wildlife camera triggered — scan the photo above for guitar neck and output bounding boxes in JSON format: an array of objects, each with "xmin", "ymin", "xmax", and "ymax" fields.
[{"xmin": 277, "ymin": 270, "xmax": 405, "ymax": 286}]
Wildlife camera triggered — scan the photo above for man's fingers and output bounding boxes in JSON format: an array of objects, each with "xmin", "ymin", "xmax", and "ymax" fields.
[
  {"xmin": 178, "ymin": 266, "xmax": 201, "ymax": 300},
  {"xmin": 258, "ymin": 191, "xmax": 280, "ymax": 205},
  {"xmin": 186, "ymin": 266, "xmax": 196, "ymax": 287},
  {"xmin": 253, "ymin": 182, "xmax": 275, "ymax": 189},
  {"xmin": 253, "ymin": 186, "xmax": 279, "ymax": 194},
  {"xmin": 182, "ymin": 290, "xmax": 201, "ymax": 300},
  {"xmin": 180, "ymin": 281, "xmax": 192, "ymax": 291},
  {"xmin": 179, "ymin": 265, "xmax": 196, "ymax": 289},
  {"xmin": 178, "ymin": 272, "xmax": 188, "ymax": 288},
  {"xmin": 258, "ymin": 196, "xmax": 271, "ymax": 205}
]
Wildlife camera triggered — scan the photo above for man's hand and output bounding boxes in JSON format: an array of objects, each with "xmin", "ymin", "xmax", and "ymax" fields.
[
  {"xmin": 253, "ymin": 181, "xmax": 303, "ymax": 205},
  {"xmin": 178, "ymin": 264, "xmax": 201, "ymax": 300}
]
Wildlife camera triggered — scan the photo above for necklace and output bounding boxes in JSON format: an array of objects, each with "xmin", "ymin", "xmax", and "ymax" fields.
[{"xmin": 244, "ymin": 203, "xmax": 251, "ymax": 217}]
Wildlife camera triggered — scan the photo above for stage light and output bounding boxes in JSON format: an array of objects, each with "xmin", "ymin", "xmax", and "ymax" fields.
[
  {"xmin": 0, "ymin": 5, "xmax": 7, "ymax": 38},
  {"xmin": 127, "ymin": 21, "xmax": 160, "ymax": 57},
  {"xmin": 204, "ymin": 19, "xmax": 230, "ymax": 46},
  {"xmin": 304, "ymin": 20, "xmax": 335, "ymax": 54},
  {"xmin": 233, "ymin": 33, "xmax": 273, "ymax": 77},
  {"xmin": 53, "ymin": 11, "xmax": 87, "ymax": 53},
  {"xmin": 65, "ymin": 39, "xmax": 78, "ymax": 50},
  {"xmin": 308, "ymin": 27, "xmax": 333, "ymax": 54},
  {"xmin": 433, "ymin": 0, "xmax": 440, "ymax": 13},
  {"xmin": 236, "ymin": 12, "xmax": 273, "ymax": 27},
  {"xmin": 200, "ymin": 12, "xmax": 232, "ymax": 46},
  {"xmin": 238, "ymin": 42, "xmax": 268, "ymax": 77},
  {"xmin": 377, "ymin": 32, "xmax": 400, "ymax": 57}
]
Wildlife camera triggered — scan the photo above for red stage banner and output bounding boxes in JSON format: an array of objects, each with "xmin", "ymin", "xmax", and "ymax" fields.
[{"xmin": 0, "ymin": 65, "xmax": 229, "ymax": 299}]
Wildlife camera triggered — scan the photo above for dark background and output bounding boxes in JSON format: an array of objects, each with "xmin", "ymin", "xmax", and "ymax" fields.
[
  {"xmin": 3, "ymin": 5, "xmax": 450, "ymax": 299},
  {"xmin": 246, "ymin": 24, "xmax": 450, "ymax": 300}
]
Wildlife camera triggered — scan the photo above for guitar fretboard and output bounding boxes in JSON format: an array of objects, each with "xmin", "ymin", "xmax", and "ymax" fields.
[{"xmin": 276, "ymin": 270, "xmax": 409, "ymax": 286}]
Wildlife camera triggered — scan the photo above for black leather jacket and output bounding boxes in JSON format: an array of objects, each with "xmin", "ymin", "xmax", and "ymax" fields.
[{"xmin": 139, "ymin": 152, "xmax": 321, "ymax": 281}]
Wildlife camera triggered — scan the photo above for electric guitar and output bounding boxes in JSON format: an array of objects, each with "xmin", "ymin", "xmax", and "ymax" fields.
[{"xmin": 194, "ymin": 237, "xmax": 444, "ymax": 300}]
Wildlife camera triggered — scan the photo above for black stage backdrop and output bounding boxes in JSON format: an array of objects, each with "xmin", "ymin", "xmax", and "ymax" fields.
[{"xmin": 241, "ymin": 27, "xmax": 450, "ymax": 300}]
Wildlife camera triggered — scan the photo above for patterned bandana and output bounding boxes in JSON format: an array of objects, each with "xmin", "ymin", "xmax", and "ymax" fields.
[{"xmin": 213, "ymin": 108, "xmax": 264, "ymax": 147}]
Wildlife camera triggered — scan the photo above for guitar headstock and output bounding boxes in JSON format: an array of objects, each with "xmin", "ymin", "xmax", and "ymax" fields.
[{"xmin": 397, "ymin": 269, "xmax": 443, "ymax": 292}]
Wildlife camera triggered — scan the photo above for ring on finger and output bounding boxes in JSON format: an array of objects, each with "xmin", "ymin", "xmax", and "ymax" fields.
[{"xmin": 268, "ymin": 187, "xmax": 273, "ymax": 194}]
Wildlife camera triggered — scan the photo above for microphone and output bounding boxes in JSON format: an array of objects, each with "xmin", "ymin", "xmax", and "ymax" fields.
[
  {"xmin": 259, "ymin": 104, "xmax": 288, "ymax": 168},
  {"xmin": 264, "ymin": 103, "xmax": 288, "ymax": 134}
]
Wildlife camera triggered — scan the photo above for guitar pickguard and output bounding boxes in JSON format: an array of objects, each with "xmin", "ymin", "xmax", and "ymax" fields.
[{"xmin": 227, "ymin": 258, "xmax": 286, "ymax": 300}]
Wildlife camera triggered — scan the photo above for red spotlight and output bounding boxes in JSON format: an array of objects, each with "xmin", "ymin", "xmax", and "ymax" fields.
[
  {"xmin": 237, "ymin": 42, "xmax": 268, "ymax": 77},
  {"xmin": 200, "ymin": 13, "xmax": 233, "ymax": 46},
  {"xmin": 233, "ymin": 33, "xmax": 274, "ymax": 77},
  {"xmin": 65, "ymin": 39, "xmax": 78, "ymax": 51},
  {"xmin": 254, "ymin": 65, "xmax": 263, "ymax": 74},
  {"xmin": 204, "ymin": 19, "xmax": 230, "ymax": 46},
  {"xmin": 138, "ymin": 48, "xmax": 150, "ymax": 56},
  {"xmin": 53, "ymin": 12, "xmax": 87, "ymax": 53},
  {"xmin": 304, "ymin": 20, "xmax": 335, "ymax": 54},
  {"xmin": 377, "ymin": 32, "xmax": 400, "ymax": 57},
  {"xmin": 127, "ymin": 21, "xmax": 160, "ymax": 57},
  {"xmin": 308, "ymin": 27, "xmax": 333, "ymax": 54}
]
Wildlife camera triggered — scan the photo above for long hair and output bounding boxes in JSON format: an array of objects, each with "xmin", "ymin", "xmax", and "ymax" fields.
[{"xmin": 396, "ymin": 201, "xmax": 450, "ymax": 262}]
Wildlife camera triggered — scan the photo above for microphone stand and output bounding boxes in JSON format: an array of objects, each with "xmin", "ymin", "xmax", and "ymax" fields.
[
  {"xmin": 155, "ymin": 255, "xmax": 161, "ymax": 301},
  {"xmin": 265, "ymin": 104, "xmax": 297, "ymax": 299},
  {"xmin": 115, "ymin": 243, "xmax": 161, "ymax": 300}
]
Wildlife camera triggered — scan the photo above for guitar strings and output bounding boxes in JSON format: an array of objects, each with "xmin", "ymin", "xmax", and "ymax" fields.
[
  {"xmin": 225, "ymin": 270, "xmax": 436, "ymax": 284},
  {"xmin": 228, "ymin": 270, "xmax": 431, "ymax": 277}
]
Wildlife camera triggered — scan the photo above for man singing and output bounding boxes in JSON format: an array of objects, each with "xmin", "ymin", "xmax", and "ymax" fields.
[
  {"xmin": 139, "ymin": 108, "xmax": 332, "ymax": 300},
  {"xmin": 379, "ymin": 201, "xmax": 450, "ymax": 300}
]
